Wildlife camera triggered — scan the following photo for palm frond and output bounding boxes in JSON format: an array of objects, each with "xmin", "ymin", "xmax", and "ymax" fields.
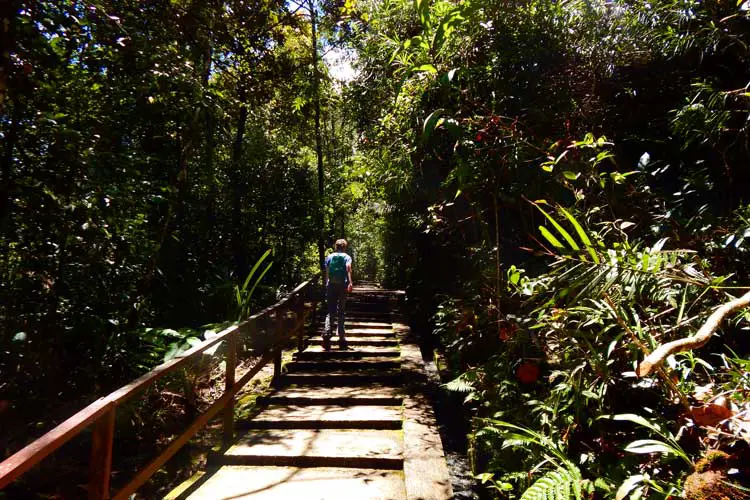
[{"xmin": 529, "ymin": 200, "xmax": 705, "ymax": 305}]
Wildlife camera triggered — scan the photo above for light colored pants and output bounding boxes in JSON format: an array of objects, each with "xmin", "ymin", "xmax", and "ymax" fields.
[{"xmin": 324, "ymin": 282, "xmax": 347, "ymax": 340}]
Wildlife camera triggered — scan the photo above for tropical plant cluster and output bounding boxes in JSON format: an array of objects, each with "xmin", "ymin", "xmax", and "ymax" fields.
[{"xmin": 343, "ymin": 0, "xmax": 750, "ymax": 498}]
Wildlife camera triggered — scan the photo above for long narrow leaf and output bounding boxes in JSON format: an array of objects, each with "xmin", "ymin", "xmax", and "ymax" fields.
[
  {"xmin": 559, "ymin": 206, "xmax": 600, "ymax": 263},
  {"xmin": 539, "ymin": 226, "xmax": 565, "ymax": 249},
  {"xmin": 242, "ymin": 248, "xmax": 273, "ymax": 292},
  {"xmin": 624, "ymin": 439, "xmax": 680, "ymax": 455},
  {"xmin": 534, "ymin": 203, "xmax": 580, "ymax": 252},
  {"xmin": 603, "ymin": 414, "xmax": 662, "ymax": 433},
  {"xmin": 247, "ymin": 261, "xmax": 274, "ymax": 307}
]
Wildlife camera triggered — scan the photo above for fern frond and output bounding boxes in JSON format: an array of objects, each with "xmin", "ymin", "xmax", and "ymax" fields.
[
  {"xmin": 520, "ymin": 466, "xmax": 586, "ymax": 500},
  {"xmin": 444, "ymin": 372, "xmax": 475, "ymax": 393}
]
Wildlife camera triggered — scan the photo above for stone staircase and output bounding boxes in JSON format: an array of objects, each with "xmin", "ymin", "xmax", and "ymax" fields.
[{"xmin": 166, "ymin": 284, "xmax": 451, "ymax": 500}]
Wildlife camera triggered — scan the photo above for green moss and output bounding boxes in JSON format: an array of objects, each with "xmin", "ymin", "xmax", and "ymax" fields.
[
  {"xmin": 695, "ymin": 450, "xmax": 730, "ymax": 473},
  {"xmin": 235, "ymin": 379, "xmax": 273, "ymax": 420}
]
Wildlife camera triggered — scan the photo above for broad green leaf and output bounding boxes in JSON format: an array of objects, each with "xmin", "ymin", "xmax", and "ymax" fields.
[
  {"xmin": 413, "ymin": 64, "xmax": 437, "ymax": 74},
  {"xmin": 624, "ymin": 439, "xmax": 678, "ymax": 455},
  {"xmin": 204, "ymin": 339, "xmax": 224, "ymax": 357},
  {"xmin": 415, "ymin": 0, "xmax": 430, "ymax": 27},
  {"xmin": 350, "ymin": 182, "xmax": 365, "ymax": 198},
  {"xmin": 474, "ymin": 472, "xmax": 494, "ymax": 484},
  {"xmin": 616, "ymin": 475, "xmax": 645, "ymax": 500},
  {"xmin": 440, "ymin": 68, "xmax": 458, "ymax": 86},
  {"xmin": 186, "ymin": 337, "xmax": 202, "ymax": 348},
  {"xmin": 422, "ymin": 108, "xmax": 445, "ymax": 143}
]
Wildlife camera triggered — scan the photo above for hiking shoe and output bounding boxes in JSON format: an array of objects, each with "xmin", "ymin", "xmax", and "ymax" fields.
[
  {"xmin": 322, "ymin": 337, "xmax": 332, "ymax": 351},
  {"xmin": 338, "ymin": 342, "xmax": 350, "ymax": 350}
]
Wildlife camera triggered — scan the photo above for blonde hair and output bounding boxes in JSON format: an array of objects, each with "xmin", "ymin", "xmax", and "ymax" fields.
[{"xmin": 334, "ymin": 239, "xmax": 348, "ymax": 251}]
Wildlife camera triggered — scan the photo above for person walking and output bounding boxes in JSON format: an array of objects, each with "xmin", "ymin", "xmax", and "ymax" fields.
[{"xmin": 323, "ymin": 238, "xmax": 353, "ymax": 350}]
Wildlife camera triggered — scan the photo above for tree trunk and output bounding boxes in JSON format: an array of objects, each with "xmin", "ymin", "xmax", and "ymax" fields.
[{"xmin": 309, "ymin": 0, "xmax": 325, "ymax": 273}]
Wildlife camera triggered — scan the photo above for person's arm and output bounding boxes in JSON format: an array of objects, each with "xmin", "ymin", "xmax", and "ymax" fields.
[
  {"xmin": 324, "ymin": 256, "xmax": 329, "ymax": 285},
  {"xmin": 346, "ymin": 261, "xmax": 353, "ymax": 293}
]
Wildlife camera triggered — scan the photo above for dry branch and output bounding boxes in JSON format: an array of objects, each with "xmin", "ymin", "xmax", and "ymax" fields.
[{"xmin": 637, "ymin": 290, "xmax": 750, "ymax": 377}]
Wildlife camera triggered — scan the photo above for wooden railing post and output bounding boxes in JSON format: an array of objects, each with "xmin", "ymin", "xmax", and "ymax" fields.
[
  {"xmin": 273, "ymin": 307, "xmax": 284, "ymax": 385},
  {"xmin": 223, "ymin": 330, "xmax": 238, "ymax": 447},
  {"xmin": 296, "ymin": 297, "xmax": 306, "ymax": 353},
  {"xmin": 310, "ymin": 279, "xmax": 320, "ymax": 331},
  {"xmin": 88, "ymin": 404, "xmax": 115, "ymax": 500}
]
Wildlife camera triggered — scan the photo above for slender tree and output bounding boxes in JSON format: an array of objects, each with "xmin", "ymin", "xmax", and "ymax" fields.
[{"xmin": 309, "ymin": 0, "xmax": 326, "ymax": 273}]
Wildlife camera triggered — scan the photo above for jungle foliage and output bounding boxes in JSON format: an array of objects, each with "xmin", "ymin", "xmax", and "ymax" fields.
[
  {"xmin": 2, "ymin": 0, "xmax": 750, "ymax": 498},
  {"xmin": 0, "ymin": 0, "xmax": 366, "ymax": 482},
  {"xmin": 342, "ymin": 0, "xmax": 750, "ymax": 498}
]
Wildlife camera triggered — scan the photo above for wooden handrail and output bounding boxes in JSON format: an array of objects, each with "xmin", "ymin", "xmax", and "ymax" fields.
[
  {"xmin": 0, "ymin": 398, "xmax": 113, "ymax": 488},
  {"xmin": 0, "ymin": 274, "xmax": 320, "ymax": 497}
]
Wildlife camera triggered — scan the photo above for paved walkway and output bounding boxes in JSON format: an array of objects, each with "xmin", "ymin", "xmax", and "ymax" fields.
[{"xmin": 165, "ymin": 284, "xmax": 452, "ymax": 500}]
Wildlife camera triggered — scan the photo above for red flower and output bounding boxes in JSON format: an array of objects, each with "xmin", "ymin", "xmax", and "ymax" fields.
[
  {"xmin": 499, "ymin": 326, "xmax": 509, "ymax": 340},
  {"xmin": 516, "ymin": 361, "xmax": 540, "ymax": 384}
]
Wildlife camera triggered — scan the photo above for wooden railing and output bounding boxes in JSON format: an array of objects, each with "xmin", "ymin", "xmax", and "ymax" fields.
[{"xmin": 0, "ymin": 275, "xmax": 321, "ymax": 499}]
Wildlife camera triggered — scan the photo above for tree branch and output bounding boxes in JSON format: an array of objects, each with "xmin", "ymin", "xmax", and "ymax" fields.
[{"xmin": 637, "ymin": 290, "xmax": 750, "ymax": 377}]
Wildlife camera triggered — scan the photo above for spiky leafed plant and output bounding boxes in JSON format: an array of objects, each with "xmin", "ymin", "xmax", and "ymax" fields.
[{"xmin": 531, "ymin": 200, "xmax": 711, "ymax": 307}]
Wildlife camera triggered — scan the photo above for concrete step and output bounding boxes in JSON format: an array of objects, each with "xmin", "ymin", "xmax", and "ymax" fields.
[
  {"xmin": 312, "ymin": 332, "xmax": 396, "ymax": 340},
  {"xmin": 215, "ymin": 429, "xmax": 403, "ymax": 469},
  {"xmin": 343, "ymin": 315, "xmax": 392, "ymax": 320},
  {"xmin": 345, "ymin": 309, "xmax": 391, "ymax": 315},
  {"xmin": 321, "ymin": 312, "xmax": 391, "ymax": 319},
  {"xmin": 243, "ymin": 404, "xmax": 402, "ymax": 430},
  {"xmin": 167, "ymin": 466, "xmax": 406, "ymax": 500},
  {"xmin": 286, "ymin": 359, "xmax": 400, "ymax": 372},
  {"xmin": 309, "ymin": 338, "xmax": 398, "ymax": 347},
  {"xmin": 342, "ymin": 321, "xmax": 392, "ymax": 328},
  {"xmin": 281, "ymin": 370, "xmax": 402, "ymax": 386},
  {"xmin": 295, "ymin": 346, "xmax": 400, "ymax": 360},
  {"xmin": 313, "ymin": 327, "xmax": 394, "ymax": 335},
  {"xmin": 262, "ymin": 385, "xmax": 403, "ymax": 406},
  {"xmin": 310, "ymin": 334, "xmax": 396, "ymax": 342}
]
